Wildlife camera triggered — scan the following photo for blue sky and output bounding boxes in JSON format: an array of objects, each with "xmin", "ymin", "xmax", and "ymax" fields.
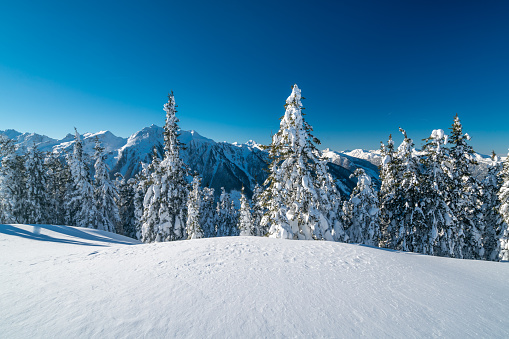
[{"xmin": 1, "ymin": 0, "xmax": 508, "ymax": 155}]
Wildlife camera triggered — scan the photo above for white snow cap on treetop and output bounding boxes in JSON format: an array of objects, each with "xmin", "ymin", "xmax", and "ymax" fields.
[
  {"xmin": 431, "ymin": 129, "xmax": 446, "ymax": 140},
  {"xmin": 286, "ymin": 84, "xmax": 302, "ymax": 107}
]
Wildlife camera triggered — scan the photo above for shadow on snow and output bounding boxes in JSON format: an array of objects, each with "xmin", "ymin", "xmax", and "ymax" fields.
[{"xmin": 0, "ymin": 224, "xmax": 138, "ymax": 246}]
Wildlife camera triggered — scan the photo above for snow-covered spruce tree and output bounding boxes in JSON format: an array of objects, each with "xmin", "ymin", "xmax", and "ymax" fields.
[
  {"xmin": 141, "ymin": 93, "xmax": 189, "ymax": 242},
  {"xmin": 448, "ymin": 114, "xmax": 483, "ymax": 259},
  {"xmin": 0, "ymin": 136, "xmax": 26, "ymax": 223},
  {"xmin": 199, "ymin": 186, "xmax": 216, "ymax": 238},
  {"xmin": 186, "ymin": 175, "xmax": 203, "ymax": 239},
  {"xmin": 497, "ymin": 151, "xmax": 509, "ymax": 261},
  {"xmin": 67, "ymin": 129, "xmax": 97, "ymax": 227},
  {"xmin": 92, "ymin": 137, "xmax": 120, "ymax": 233},
  {"xmin": 251, "ymin": 183, "xmax": 265, "ymax": 236},
  {"xmin": 116, "ymin": 175, "xmax": 137, "ymax": 239},
  {"xmin": 24, "ymin": 144, "xmax": 48, "ymax": 224},
  {"xmin": 216, "ymin": 188, "xmax": 238, "ymax": 237},
  {"xmin": 482, "ymin": 152, "xmax": 502, "ymax": 261},
  {"xmin": 343, "ymin": 168, "xmax": 380, "ymax": 246},
  {"xmin": 238, "ymin": 187, "xmax": 254, "ymax": 236},
  {"xmin": 378, "ymin": 134, "xmax": 399, "ymax": 248},
  {"xmin": 420, "ymin": 129, "xmax": 455, "ymax": 257},
  {"xmin": 379, "ymin": 130, "xmax": 423, "ymax": 251},
  {"xmin": 141, "ymin": 149, "xmax": 163, "ymax": 242},
  {"xmin": 133, "ymin": 162, "xmax": 150, "ymax": 240},
  {"xmin": 45, "ymin": 152, "xmax": 72, "ymax": 225},
  {"xmin": 259, "ymin": 84, "xmax": 337, "ymax": 240}
]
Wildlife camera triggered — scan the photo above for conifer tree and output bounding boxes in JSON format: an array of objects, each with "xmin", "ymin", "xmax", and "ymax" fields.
[
  {"xmin": 186, "ymin": 175, "xmax": 203, "ymax": 239},
  {"xmin": 238, "ymin": 187, "xmax": 254, "ymax": 236},
  {"xmin": 93, "ymin": 137, "xmax": 120, "ymax": 233},
  {"xmin": 67, "ymin": 129, "xmax": 96, "ymax": 227},
  {"xmin": 133, "ymin": 163, "xmax": 150, "ymax": 240},
  {"xmin": 259, "ymin": 84, "xmax": 336, "ymax": 240},
  {"xmin": 497, "ymin": 151, "xmax": 509, "ymax": 261},
  {"xmin": 343, "ymin": 168, "xmax": 380, "ymax": 246},
  {"xmin": 448, "ymin": 115, "xmax": 483, "ymax": 259},
  {"xmin": 251, "ymin": 183, "xmax": 265, "ymax": 236},
  {"xmin": 45, "ymin": 152, "xmax": 72, "ymax": 225},
  {"xmin": 0, "ymin": 136, "xmax": 25, "ymax": 223},
  {"xmin": 116, "ymin": 175, "xmax": 137, "ymax": 238},
  {"xmin": 216, "ymin": 188, "xmax": 237, "ymax": 236},
  {"xmin": 24, "ymin": 144, "xmax": 48, "ymax": 224},
  {"xmin": 141, "ymin": 149, "xmax": 163, "ymax": 242},
  {"xmin": 378, "ymin": 134, "xmax": 398, "ymax": 248},
  {"xmin": 141, "ymin": 92, "xmax": 189, "ymax": 242},
  {"xmin": 420, "ymin": 129, "xmax": 455, "ymax": 256},
  {"xmin": 482, "ymin": 152, "xmax": 502, "ymax": 260},
  {"xmin": 199, "ymin": 186, "xmax": 216, "ymax": 238}
]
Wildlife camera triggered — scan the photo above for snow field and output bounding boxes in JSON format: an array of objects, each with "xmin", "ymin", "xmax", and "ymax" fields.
[{"xmin": 1, "ymin": 224, "xmax": 508, "ymax": 338}]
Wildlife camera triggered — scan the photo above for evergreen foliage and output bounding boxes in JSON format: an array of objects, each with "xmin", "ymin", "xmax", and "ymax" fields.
[
  {"xmin": 259, "ymin": 84, "xmax": 337, "ymax": 240},
  {"xmin": 343, "ymin": 168, "xmax": 380, "ymax": 246},
  {"xmin": 199, "ymin": 186, "xmax": 216, "ymax": 238},
  {"xmin": 67, "ymin": 129, "xmax": 96, "ymax": 227},
  {"xmin": 497, "ymin": 152, "xmax": 509, "ymax": 261},
  {"xmin": 187, "ymin": 175, "xmax": 204, "ymax": 239},
  {"xmin": 238, "ymin": 187, "xmax": 254, "ymax": 236},
  {"xmin": 0, "ymin": 136, "xmax": 25, "ymax": 223},
  {"xmin": 24, "ymin": 144, "xmax": 48, "ymax": 224},
  {"xmin": 93, "ymin": 138, "xmax": 120, "ymax": 233},
  {"xmin": 141, "ymin": 93, "xmax": 189, "ymax": 242}
]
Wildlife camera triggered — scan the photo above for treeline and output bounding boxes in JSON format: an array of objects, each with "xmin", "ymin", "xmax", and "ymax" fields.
[{"xmin": 0, "ymin": 86, "xmax": 508, "ymax": 261}]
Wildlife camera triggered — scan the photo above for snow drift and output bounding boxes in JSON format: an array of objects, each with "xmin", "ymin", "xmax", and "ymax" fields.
[{"xmin": 1, "ymin": 224, "xmax": 508, "ymax": 338}]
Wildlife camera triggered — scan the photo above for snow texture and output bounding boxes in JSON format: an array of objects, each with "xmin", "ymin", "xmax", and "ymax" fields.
[{"xmin": 1, "ymin": 224, "xmax": 508, "ymax": 338}]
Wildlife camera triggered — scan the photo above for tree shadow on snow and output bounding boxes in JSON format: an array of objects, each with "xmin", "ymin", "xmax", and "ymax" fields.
[{"xmin": 0, "ymin": 224, "xmax": 138, "ymax": 246}]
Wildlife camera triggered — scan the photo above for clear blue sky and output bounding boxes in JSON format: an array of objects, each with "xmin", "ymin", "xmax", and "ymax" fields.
[{"xmin": 1, "ymin": 0, "xmax": 508, "ymax": 155}]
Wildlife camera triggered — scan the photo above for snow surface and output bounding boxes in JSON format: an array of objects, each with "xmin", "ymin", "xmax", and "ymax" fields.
[{"xmin": 2, "ymin": 225, "xmax": 509, "ymax": 338}]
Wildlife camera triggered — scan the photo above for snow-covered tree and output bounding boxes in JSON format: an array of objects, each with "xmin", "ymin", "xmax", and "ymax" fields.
[
  {"xmin": 343, "ymin": 169, "xmax": 380, "ymax": 246},
  {"xmin": 238, "ymin": 187, "xmax": 254, "ymax": 236},
  {"xmin": 24, "ymin": 144, "xmax": 48, "ymax": 224},
  {"xmin": 482, "ymin": 152, "xmax": 502, "ymax": 261},
  {"xmin": 67, "ymin": 129, "xmax": 96, "ymax": 227},
  {"xmin": 497, "ymin": 151, "xmax": 509, "ymax": 261},
  {"xmin": 141, "ymin": 93, "xmax": 189, "ymax": 242},
  {"xmin": 420, "ymin": 129, "xmax": 455, "ymax": 256},
  {"xmin": 379, "ymin": 130, "xmax": 422, "ymax": 251},
  {"xmin": 116, "ymin": 175, "xmax": 137, "ymax": 239},
  {"xmin": 186, "ymin": 175, "xmax": 203, "ymax": 239},
  {"xmin": 448, "ymin": 115, "xmax": 483, "ymax": 259},
  {"xmin": 216, "ymin": 188, "xmax": 238, "ymax": 237},
  {"xmin": 45, "ymin": 152, "xmax": 71, "ymax": 226},
  {"xmin": 200, "ymin": 186, "xmax": 216, "ymax": 238},
  {"xmin": 251, "ymin": 183, "xmax": 265, "ymax": 236},
  {"xmin": 0, "ymin": 136, "xmax": 25, "ymax": 223},
  {"xmin": 133, "ymin": 163, "xmax": 150, "ymax": 240},
  {"xmin": 141, "ymin": 149, "xmax": 163, "ymax": 242},
  {"xmin": 259, "ymin": 84, "xmax": 336, "ymax": 240},
  {"xmin": 93, "ymin": 138, "xmax": 119, "ymax": 233}
]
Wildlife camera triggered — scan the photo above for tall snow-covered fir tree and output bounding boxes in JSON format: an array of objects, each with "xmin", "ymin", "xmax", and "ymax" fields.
[
  {"xmin": 186, "ymin": 175, "xmax": 203, "ymax": 239},
  {"xmin": 497, "ymin": 151, "xmax": 509, "ymax": 261},
  {"xmin": 259, "ymin": 84, "xmax": 337, "ymax": 240},
  {"xmin": 448, "ymin": 114, "xmax": 483, "ymax": 259},
  {"xmin": 141, "ymin": 149, "xmax": 163, "ymax": 242},
  {"xmin": 482, "ymin": 152, "xmax": 502, "ymax": 261},
  {"xmin": 216, "ymin": 188, "xmax": 238, "ymax": 237},
  {"xmin": 379, "ymin": 130, "xmax": 423, "ymax": 251},
  {"xmin": 238, "ymin": 187, "xmax": 254, "ymax": 236},
  {"xmin": 0, "ymin": 136, "xmax": 26, "ymax": 223},
  {"xmin": 133, "ymin": 162, "xmax": 150, "ymax": 240},
  {"xmin": 116, "ymin": 175, "xmax": 137, "ymax": 239},
  {"xmin": 24, "ymin": 144, "xmax": 48, "ymax": 224},
  {"xmin": 141, "ymin": 93, "xmax": 189, "ymax": 242},
  {"xmin": 343, "ymin": 168, "xmax": 380, "ymax": 246},
  {"xmin": 92, "ymin": 137, "xmax": 120, "ymax": 233},
  {"xmin": 251, "ymin": 183, "xmax": 265, "ymax": 236},
  {"xmin": 420, "ymin": 129, "xmax": 455, "ymax": 256},
  {"xmin": 199, "ymin": 186, "xmax": 216, "ymax": 238},
  {"xmin": 45, "ymin": 152, "xmax": 72, "ymax": 226},
  {"xmin": 67, "ymin": 129, "xmax": 96, "ymax": 227}
]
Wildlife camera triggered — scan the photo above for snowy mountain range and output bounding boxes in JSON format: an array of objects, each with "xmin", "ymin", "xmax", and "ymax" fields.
[{"xmin": 1, "ymin": 127, "xmax": 381, "ymax": 197}]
